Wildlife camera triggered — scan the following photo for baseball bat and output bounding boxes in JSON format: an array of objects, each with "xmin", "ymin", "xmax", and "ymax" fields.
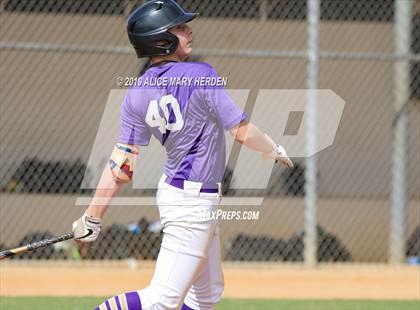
[{"xmin": 0, "ymin": 232, "xmax": 74, "ymax": 260}]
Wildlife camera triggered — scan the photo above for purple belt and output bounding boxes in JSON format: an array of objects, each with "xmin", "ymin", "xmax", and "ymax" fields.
[{"xmin": 166, "ymin": 178, "xmax": 219, "ymax": 194}]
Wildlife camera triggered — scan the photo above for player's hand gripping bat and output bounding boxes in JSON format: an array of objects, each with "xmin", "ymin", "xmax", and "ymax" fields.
[
  {"xmin": 262, "ymin": 134, "xmax": 294, "ymax": 168},
  {"xmin": 0, "ymin": 232, "xmax": 74, "ymax": 260}
]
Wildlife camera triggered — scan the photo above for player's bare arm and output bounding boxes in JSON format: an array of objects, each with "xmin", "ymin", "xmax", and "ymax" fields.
[
  {"xmin": 72, "ymin": 143, "xmax": 138, "ymax": 242},
  {"xmin": 230, "ymin": 121, "xmax": 294, "ymax": 168}
]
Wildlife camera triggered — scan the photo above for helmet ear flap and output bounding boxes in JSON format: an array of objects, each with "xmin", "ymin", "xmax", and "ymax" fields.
[
  {"xmin": 157, "ymin": 32, "xmax": 180, "ymax": 54},
  {"xmin": 132, "ymin": 32, "xmax": 179, "ymax": 58},
  {"xmin": 164, "ymin": 32, "xmax": 180, "ymax": 54}
]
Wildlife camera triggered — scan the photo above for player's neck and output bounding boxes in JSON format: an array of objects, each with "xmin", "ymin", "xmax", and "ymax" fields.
[{"xmin": 150, "ymin": 54, "xmax": 184, "ymax": 64}]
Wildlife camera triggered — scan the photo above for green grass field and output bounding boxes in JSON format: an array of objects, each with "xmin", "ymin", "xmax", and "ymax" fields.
[{"xmin": 0, "ymin": 297, "xmax": 418, "ymax": 310}]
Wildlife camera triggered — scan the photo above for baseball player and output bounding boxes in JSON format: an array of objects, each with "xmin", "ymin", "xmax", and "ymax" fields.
[{"xmin": 72, "ymin": 1, "xmax": 293, "ymax": 309}]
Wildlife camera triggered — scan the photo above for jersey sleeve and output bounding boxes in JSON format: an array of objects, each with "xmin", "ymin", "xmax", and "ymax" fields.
[
  {"xmin": 118, "ymin": 89, "xmax": 152, "ymax": 146},
  {"xmin": 202, "ymin": 67, "xmax": 248, "ymax": 130}
]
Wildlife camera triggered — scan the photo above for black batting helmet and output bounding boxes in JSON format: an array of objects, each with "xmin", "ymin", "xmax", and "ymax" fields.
[{"xmin": 127, "ymin": 0, "xmax": 198, "ymax": 58}]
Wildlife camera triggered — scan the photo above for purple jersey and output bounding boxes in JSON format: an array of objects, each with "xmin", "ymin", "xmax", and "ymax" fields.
[{"xmin": 118, "ymin": 61, "xmax": 247, "ymax": 183}]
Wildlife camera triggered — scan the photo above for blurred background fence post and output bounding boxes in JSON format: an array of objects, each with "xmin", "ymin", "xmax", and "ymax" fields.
[
  {"xmin": 390, "ymin": 0, "xmax": 412, "ymax": 265},
  {"xmin": 304, "ymin": 0, "xmax": 320, "ymax": 267}
]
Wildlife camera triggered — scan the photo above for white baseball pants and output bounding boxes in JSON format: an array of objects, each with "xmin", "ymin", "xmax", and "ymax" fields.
[{"xmin": 138, "ymin": 176, "xmax": 224, "ymax": 310}]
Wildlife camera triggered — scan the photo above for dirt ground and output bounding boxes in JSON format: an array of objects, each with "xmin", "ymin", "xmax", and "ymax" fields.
[{"xmin": 0, "ymin": 261, "xmax": 419, "ymax": 300}]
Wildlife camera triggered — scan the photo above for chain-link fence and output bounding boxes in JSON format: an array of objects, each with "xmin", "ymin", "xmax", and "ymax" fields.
[{"xmin": 1, "ymin": 0, "xmax": 419, "ymax": 264}]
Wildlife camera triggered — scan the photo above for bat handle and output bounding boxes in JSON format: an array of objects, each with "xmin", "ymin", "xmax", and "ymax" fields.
[{"xmin": 27, "ymin": 232, "xmax": 75, "ymax": 250}]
